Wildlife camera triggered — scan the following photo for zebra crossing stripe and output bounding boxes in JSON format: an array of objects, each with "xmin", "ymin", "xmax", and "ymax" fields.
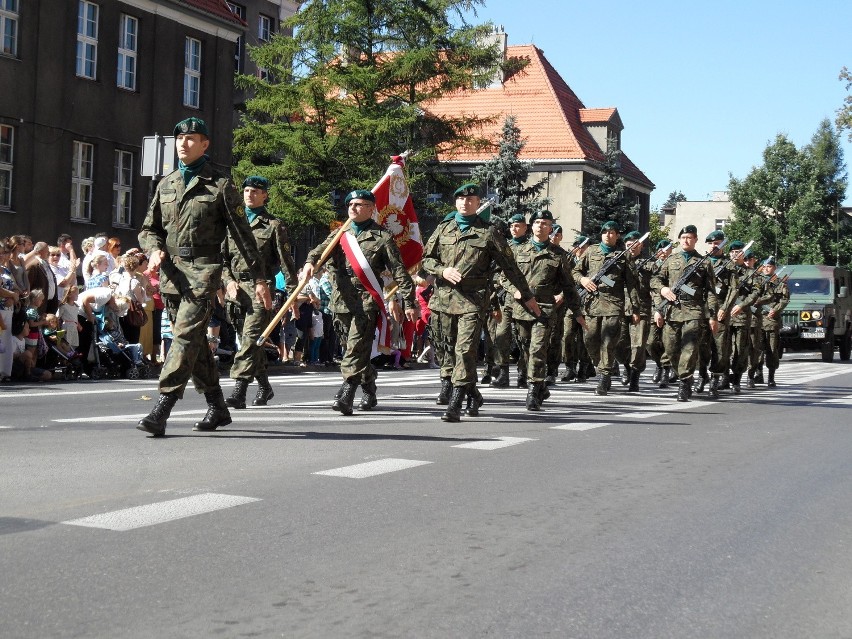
[
  {"xmin": 313, "ymin": 458, "xmax": 432, "ymax": 479},
  {"xmin": 452, "ymin": 436, "xmax": 536, "ymax": 450}
]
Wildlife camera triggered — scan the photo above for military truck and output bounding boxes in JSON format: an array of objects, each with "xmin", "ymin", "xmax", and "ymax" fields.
[{"xmin": 780, "ymin": 264, "xmax": 852, "ymax": 361}]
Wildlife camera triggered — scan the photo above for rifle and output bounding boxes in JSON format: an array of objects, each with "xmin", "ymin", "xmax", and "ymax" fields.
[
  {"xmin": 713, "ymin": 239, "xmax": 753, "ymax": 278},
  {"xmin": 636, "ymin": 244, "xmax": 672, "ymax": 272},
  {"xmin": 578, "ymin": 232, "xmax": 649, "ymax": 303},
  {"xmin": 656, "ymin": 239, "xmax": 727, "ymax": 315}
]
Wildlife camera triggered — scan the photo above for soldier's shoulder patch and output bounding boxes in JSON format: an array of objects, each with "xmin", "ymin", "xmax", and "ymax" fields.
[{"xmin": 235, "ymin": 204, "xmax": 246, "ymax": 218}]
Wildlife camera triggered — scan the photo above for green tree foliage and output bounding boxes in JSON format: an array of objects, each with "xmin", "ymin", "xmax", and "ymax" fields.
[
  {"xmin": 836, "ymin": 66, "xmax": 852, "ymax": 142},
  {"xmin": 470, "ymin": 115, "xmax": 550, "ymax": 223},
  {"xmin": 578, "ymin": 137, "xmax": 640, "ymax": 235},
  {"xmin": 232, "ymin": 0, "xmax": 503, "ymax": 227},
  {"xmin": 726, "ymin": 120, "xmax": 849, "ymax": 266},
  {"xmin": 647, "ymin": 209, "xmax": 672, "ymax": 249},
  {"xmin": 663, "ymin": 190, "xmax": 686, "ymax": 209}
]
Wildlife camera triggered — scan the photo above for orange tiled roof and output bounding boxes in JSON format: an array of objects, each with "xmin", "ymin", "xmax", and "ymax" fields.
[
  {"xmin": 174, "ymin": 0, "xmax": 247, "ymax": 27},
  {"xmin": 424, "ymin": 44, "xmax": 653, "ymax": 188}
]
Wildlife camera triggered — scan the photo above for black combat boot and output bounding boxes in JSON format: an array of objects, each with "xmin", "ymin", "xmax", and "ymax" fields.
[
  {"xmin": 545, "ymin": 366, "xmax": 557, "ymax": 386},
  {"xmin": 659, "ymin": 366, "xmax": 671, "ymax": 389},
  {"xmin": 490, "ymin": 366, "xmax": 510, "ymax": 388},
  {"xmin": 526, "ymin": 382, "xmax": 542, "ymax": 411},
  {"xmin": 332, "ymin": 380, "xmax": 358, "ymax": 415},
  {"xmin": 465, "ymin": 384, "xmax": 483, "ymax": 416},
  {"xmin": 668, "ymin": 367, "xmax": 679, "ymax": 384},
  {"xmin": 651, "ymin": 365, "xmax": 663, "ymax": 384},
  {"xmin": 628, "ymin": 369, "xmax": 640, "ymax": 392},
  {"xmin": 719, "ymin": 373, "xmax": 731, "ymax": 390},
  {"xmin": 436, "ymin": 377, "xmax": 452, "ymax": 404},
  {"xmin": 441, "ymin": 386, "xmax": 466, "ymax": 422},
  {"xmin": 193, "ymin": 389, "xmax": 232, "ymax": 431},
  {"xmin": 540, "ymin": 380, "xmax": 551, "ymax": 400},
  {"xmin": 767, "ymin": 369, "xmax": 777, "ymax": 388},
  {"xmin": 576, "ymin": 362, "xmax": 589, "ymax": 384},
  {"xmin": 359, "ymin": 381, "xmax": 378, "ymax": 410},
  {"xmin": 746, "ymin": 369, "xmax": 756, "ymax": 389},
  {"xmin": 621, "ymin": 363, "xmax": 631, "ymax": 386},
  {"xmin": 753, "ymin": 367, "xmax": 765, "ymax": 385},
  {"xmin": 561, "ymin": 362, "xmax": 576, "ymax": 383},
  {"xmin": 709, "ymin": 375, "xmax": 720, "ymax": 399},
  {"xmin": 253, "ymin": 374, "xmax": 275, "ymax": 406},
  {"xmin": 517, "ymin": 371, "xmax": 528, "ymax": 388},
  {"xmin": 694, "ymin": 366, "xmax": 709, "ymax": 393},
  {"xmin": 685, "ymin": 377, "xmax": 694, "ymax": 399},
  {"xmin": 677, "ymin": 379, "xmax": 690, "ymax": 402},
  {"xmin": 137, "ymin": 392, "xmax": 178, "ymax": 436},
  {"xmin": 225, "ymin": 379, "xmax": 249, "ymax": 409},
  {"xmin": 595, "ymin": 374, "xmax": 611, "ymax": 396},
  {"xmin": 480, "ymin": 366, "xmax": 492, "ymax": 386},
  {"xmin": 731, "ymin": 373, "xmax": 742, "ymax": 394}
]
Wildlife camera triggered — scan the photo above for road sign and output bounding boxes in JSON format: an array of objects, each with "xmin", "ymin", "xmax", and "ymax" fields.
[{"xmin": 141, "ymin": 135, "xmax": 177, "ymax": 177}]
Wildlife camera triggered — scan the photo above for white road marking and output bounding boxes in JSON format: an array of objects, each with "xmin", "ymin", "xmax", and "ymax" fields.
[
  {"xmin": 313, "ymin": 458, "xmax": 432, "ymax": 478},
  {"xmin": 819, "ymin": 394, "xmax": 852, "ymax": 405},
  {"xmin": 621, "ymin": 412, "xmax": 666, "ymax": 419},
  {"xmin": 551, "ymin": 422, "xmax": 612, "ymax": 431},
  {"xmin": 452, "ymin": 436, "xmax": 536, "ymax": 450},
  {"xmin": 61, "ymin": 493, "xmax": 260, "ymax": 531}
]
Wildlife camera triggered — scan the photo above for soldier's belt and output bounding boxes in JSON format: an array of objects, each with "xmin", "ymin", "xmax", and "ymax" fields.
[{"xmin": 166, "ymin": 243, "xmax": 222, "ymax": 260}]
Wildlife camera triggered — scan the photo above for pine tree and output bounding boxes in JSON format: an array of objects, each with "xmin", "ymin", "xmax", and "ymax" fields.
[
  {"xmin": 469, "ymin": 116, "xmax": 550, "ymax": 222},
  {"xmin": 578, "ymin": 137, "xmax": 639, "ymax": 235},
  {"xmin": 232, "ymin": 0, "xmax": 504, "ymax": 228}
]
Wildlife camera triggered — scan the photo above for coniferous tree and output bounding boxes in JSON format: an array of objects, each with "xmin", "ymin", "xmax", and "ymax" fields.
[
  {"xmin": 578, "ymin": 136, "xmax": 639, "ymax": 235},
  {"xmin": 232, "ymin": 0, "xmax": 506, "ymax": 228},
  {"xmin": 470, "ymin": 115, "xmax": 550, "ymax": 223}
]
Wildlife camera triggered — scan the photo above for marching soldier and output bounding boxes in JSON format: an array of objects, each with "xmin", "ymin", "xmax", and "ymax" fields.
[
  {"xmin": 645, "ymin": 239, "xmax": 673, "ymax": 386},
  {"xmin": 138, "ymin": 117, "xmax": 271, "ymax": 436},
  {"xmin": 722, "ymin": 242, "xmax": 761, "ymax": 394},
  {"xmin": 491, "ymin": 213, "xmax": 529, "ymax": 389},
  {"xmin": 562, "ymin": 235, "xmax": 592, "ymax": 383},
  {"xmin": 500, "ymin": 210, "xmax": 585, "ymax": 410},
  {"xmin": 222, "ymin": 176, "xmax": 298, "ymax": 410},
  {"xmin": 619, "ymin": 230, "xmax": 651, "ymax": 392},
  {"xmin": 302, "ymin": 190, "xmax": 418, "ymax": 415},
  {"xmin": 423, "ymin": 183, "xmax": 540, "ymax": 422},
  {"xmin": 743, "ymin": 250, "xmax": 766, "ymax": 386},
  {"xmin": 652, "ymin": 225, "xmax": 719, "ymax": 401},
  {"xmin": 574, "ymin": 221, "xmax": 640, "ymax": 396},
  {"xmin": 755, "ymin": 256, "xmax": 790, "ymax": 387},
  {"xmin": 705, "ymin": 230, "xmax": 736, "ymax": 398}
]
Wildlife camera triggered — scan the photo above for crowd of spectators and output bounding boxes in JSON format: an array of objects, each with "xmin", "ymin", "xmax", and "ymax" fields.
[{"xmin": 0, "ymin": 230, "xmax": 439, "ymax": 385}]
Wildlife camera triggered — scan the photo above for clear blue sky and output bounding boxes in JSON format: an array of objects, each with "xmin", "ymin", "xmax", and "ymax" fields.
[{"xmin": 471, "ymin": 0, "xmax": 852, "ymax": 208}]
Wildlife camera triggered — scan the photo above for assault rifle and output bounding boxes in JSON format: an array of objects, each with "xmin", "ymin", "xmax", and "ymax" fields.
[
  {"xmin": 712, "ymin": 240, "xmax": 754, "ymax": 294},
  {"xmin": 656, "ymin": 239, "xmax": 727, "ymax": 314},
  {"xmin": 578, "ymin": 232, "xmax": 649, "ymax": 303},
  {"xmin": 636, "ymin": 241, "xmax": 672, "ymax": 272}
]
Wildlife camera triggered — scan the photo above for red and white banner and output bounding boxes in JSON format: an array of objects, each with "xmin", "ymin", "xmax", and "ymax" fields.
[
  {"xmin": 339, "ymin": 231, "xmax": 393, "ymax": 353},
  {"xmin": 372, "ymin": 155, "xmax": 423, "ymax": 269}
]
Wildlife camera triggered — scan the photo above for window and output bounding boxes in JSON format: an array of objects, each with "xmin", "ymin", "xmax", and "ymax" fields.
[
  {"xmin": 113, "ymin": 150, "xmax": 133, "ymax": 226},
  {"xmin": 0, "ymin": 125, "xmax": 12, "ymax": 210},
  {"xmin": 117, "ymin": 14, "xmax": 138, "ymax": 90},
  {"xmin": 258, "ymin": 14, "xmax": 272, "ymax": 42},
  {"xmin": 183, "ymin": 37, "xmax": 201, "ymax": 108},
  {"xmin": 76, "ymin": 1, "xmax": 99, "ymax": 79},
  {"xmin": 715, "ymin": 218, "xmax": 728, "ymax": 231},
  {"xmin": 71, "ymin": 141, "xmax": 94, "ymax": 221},
  {"xmin": 0, "ymin": 0, "xmax": 19, "ymax": 57},
  {"xmin": 226, "ymin": 2, "xmax": 245, "ymax": 73}
]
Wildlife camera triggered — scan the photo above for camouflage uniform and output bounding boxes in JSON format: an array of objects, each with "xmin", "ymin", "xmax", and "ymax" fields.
[
  {"xmin": 493, "ymin": 237, "xmax": 528, "ymax": 386},
  {"xmin": 139, "ymin": 162, "xmax": 262, "ymax": 399},
  {"xmin": 307, "ymin": 219, "xmax": 414, "ymax": 392},
  {"xmin": 223, "ymin": 204, "xmax": 297, "ymax": 401},
  {"xmin": 755, "ymin": 275, "xmax": 790, "ymax": 384},
  {"xmin": 724, "ymin": 263, "xmax": 761, "ymax": 389},
  {"xmin": 573, "ymin": 244, "xmax": 640, "ymax": 382}
]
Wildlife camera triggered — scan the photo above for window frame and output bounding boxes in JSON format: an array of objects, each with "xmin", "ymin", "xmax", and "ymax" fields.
[
  {"xmin": 71, "ymin": 141, "xmax": 94, "ymax": 221},
  {"xmin": 226, "ymin": 2, "xmax": 245, "ymax": 73},
  {"xmin": 76, "ymin": 0, "xmax": 99, "ymax": 80},
  {"xmin": 0, "ymin": 0, "xmax": 19, "ymax": 58},
  {"xmin": 183, "ymin": 36, "xmax": 201, "ymax": 109},
  {"xmin": 112, "ymin": 149, "xmax": 133, "ymax": 227},
  {"xmin": 0, "ymin": 124, "xmax": 13, "ymax": 210},
  {"xmin": 117, "ymin": 13, "xmax": 138, "ymax": 91}
]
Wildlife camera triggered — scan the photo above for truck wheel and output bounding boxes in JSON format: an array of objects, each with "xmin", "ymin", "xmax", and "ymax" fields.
[
  {"xmin": 840, "ymin": 328, "xmax": 852, "ymax": 361},
  {"xmin": 821, "ymin": 338, "xmax": 835, "ymax": 362}
]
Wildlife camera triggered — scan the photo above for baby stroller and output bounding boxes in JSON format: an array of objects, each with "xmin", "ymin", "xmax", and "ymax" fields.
[
  {"xmin": 92, "ymin": 306, "xmax": 149, "ymax": 380},
  {"xmin": 41, "ymin": 334, "xmax": 85, "ymax": 381}
]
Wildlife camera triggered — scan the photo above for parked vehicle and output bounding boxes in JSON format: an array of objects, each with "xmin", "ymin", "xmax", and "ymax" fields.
[{"xmin": 780, "ymin": 265, "xmax": 852, "ymax": 361}]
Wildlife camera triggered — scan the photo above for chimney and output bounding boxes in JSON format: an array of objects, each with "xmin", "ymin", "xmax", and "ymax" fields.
[{"xmin": 485, "ymin": 26, "xmax": 507, "ymax": 88}]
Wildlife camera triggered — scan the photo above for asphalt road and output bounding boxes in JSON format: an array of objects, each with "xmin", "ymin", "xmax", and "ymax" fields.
[{"xmin": 2, "ymin": 355, "xmax": 852, "ymax": 639}]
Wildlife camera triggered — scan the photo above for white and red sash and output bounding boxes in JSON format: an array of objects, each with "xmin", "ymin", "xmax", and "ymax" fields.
[{"xmin": 339, "ymin": 230, "xmax": 393, "ymax": 352}]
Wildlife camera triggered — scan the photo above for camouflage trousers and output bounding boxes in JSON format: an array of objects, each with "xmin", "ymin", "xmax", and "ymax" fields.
[
  {"xmin": 159, "ymin": 292, "xmax": 218, "ymax": 398},
  {"xmin": 662, "ymin": 318, "xmax": 702, "ymax": 380},
  {"xmin": 709, "ymin": 318, "xmax": 731, "ymax": 375},
  {"xmin": 728, "ymin": 323, "xmax": 751, "ymax": 376},
  {"xmin": 564, "ymin": 314, "xmax": 591, "ymax": 367},
  {"xmin": 228, "ymin": 291, "xmax": 272, "ymax": 382},
  {"xmin": 646, "ymin": 322, "xmax": 670, "ymax": 368},
  {"xmin": 516, "ymin": 306, "xmax": 556, "ymax": 382},
  {"xmin": 336, "ymin": 309, "xmax": 379, "ymax": 386},
  {"xmin": 748, "ymin": 325, "xmax": 764, "ymax": 371},
  {"xmin": 583, "ymin": 315, "xmax": 622, "ymax": 376},
  {"xmin": 493, "ymin": 303, "xmax": 515, "ymax": 367},
  {"xmin": 482, "ymin": 310, "xmax": 497, "ymax": 371},
  {"xmin": 437, "ymin": 311, "xmax": 483, "ymax": 386},
  {"xmin": 627, "ymin": 317, "xmax": 650, "ymax": 372},
  {"xmin": 546, "ymin": 303, "xmax": 567, "ymax": 374},
  {"xmin": 761, "ymin": 327, "xmax": 780, "ymax": 371}
]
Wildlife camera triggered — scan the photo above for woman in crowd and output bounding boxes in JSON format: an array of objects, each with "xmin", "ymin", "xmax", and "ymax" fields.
[
  {"xmin": 86, "ymin": 254, "xmax": 110, "ymax": 289},
  {"xmin": 1, "ymin": 238, "xmax": 22, "ymax": 382}
]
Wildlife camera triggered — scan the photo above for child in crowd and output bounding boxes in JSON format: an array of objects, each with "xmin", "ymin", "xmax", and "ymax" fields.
[
  {"xmin": 57, "ymin": 286, "xmax": 82, "ymax": 350},
  {"xmin": 42, "ymin": 313, "xmax": 78, "ymax": 359},
  {"xmin": 99, "ymin": 296, "xmax": 143, "ymax": 365}
]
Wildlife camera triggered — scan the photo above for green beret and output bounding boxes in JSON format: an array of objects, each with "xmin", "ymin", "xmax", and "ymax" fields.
[
  {"xmin": 453, "ymin": 183, "xmax": 480, "ymax": 198},
  {"xmin": 572, "ymin": 235, "xmax": 588, "ymax": 248},
  {"xmin": 623, "ymin": 230, "xmax": 641, "ymax": 242},
  {"xmin": 744, "ymin": 250, "xmax": 755, "ymax": 260},
  {"xmin": 655, "ymin": 239, "xmax": 672, "ymax": 251},
  {"xmin": 677, "ymin": 225, "xmax": 698, "ymax": 237},
  {"xmin": 509, "ymin": 213, "xmax": 526, "ymax": 224},
  {"xmin": 173, "ymin": 117, "xmax": 208, "ymax": 137},
  {"xmin": 764, "ymin": 255, "xmax": 777, "ymax": 266},
  {"xmin": 344, "ymin": 189, "xmax": 376, "ymax": 205},
  {"xmin": 728, "ymin": 240, "xmax": 745, "ymax": 251},
  {"xmin": 601, "ymin": 220, "xmax": 621, "ymax": 233},
  {"xmin": 530, "ymin": 210, "xmax": 554, "ymax": 224},
  {"xmin": 242, "ymin": 175, "xmax": 269, "ymax": 190},
  {"xmin": 705, "ymin": 230, "xmax": 725, "ymax": 242},
  {"xmin": 551, "ymin": 224, "xmax": 562, "ymax": 235}
]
